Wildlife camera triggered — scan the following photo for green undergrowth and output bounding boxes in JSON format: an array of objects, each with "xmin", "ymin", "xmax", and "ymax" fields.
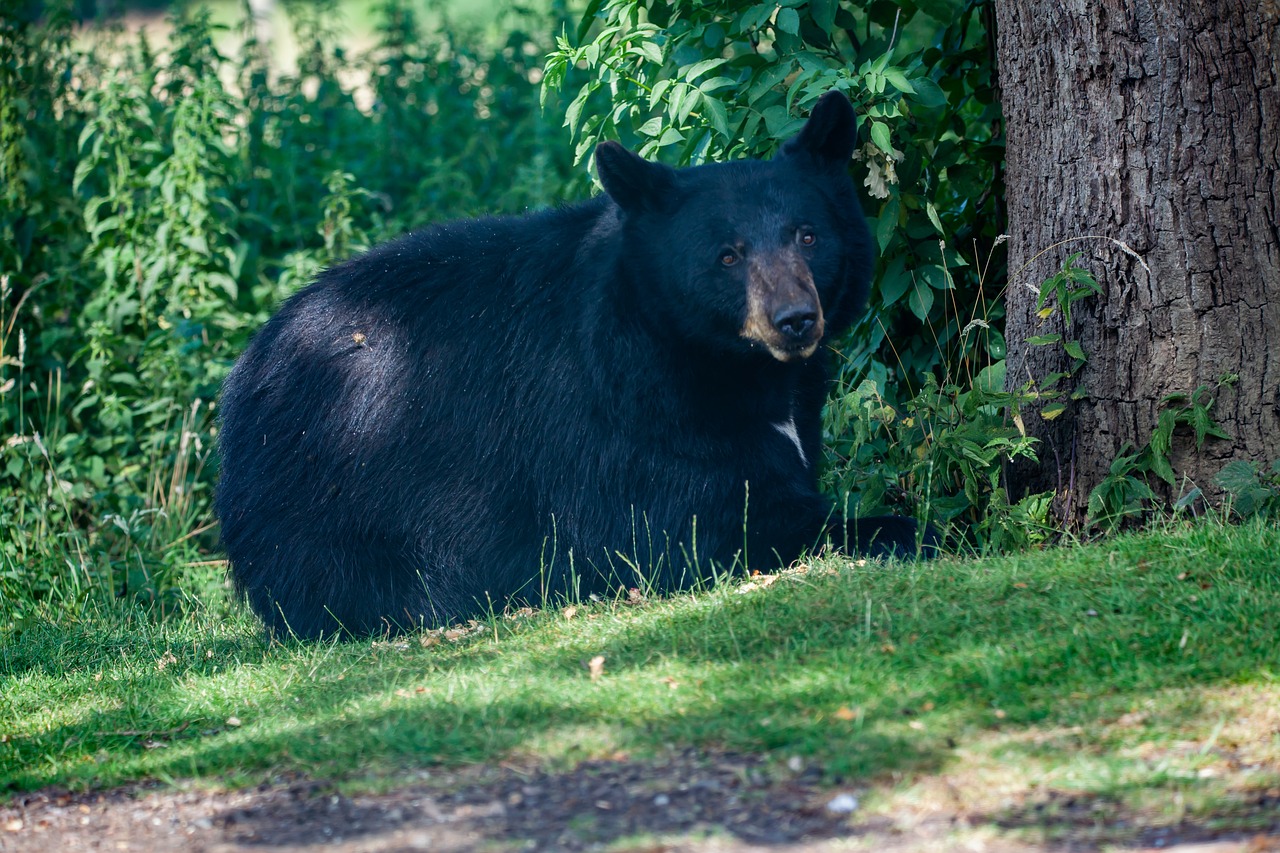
[{"xmin": 3, "ymin": 518, "xmax": 1277, "ymax": 826}]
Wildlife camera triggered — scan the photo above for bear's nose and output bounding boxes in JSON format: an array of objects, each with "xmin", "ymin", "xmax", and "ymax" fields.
[{"xmin": 772, "ymin": 305, "xmax": 819, "ymax": 341}]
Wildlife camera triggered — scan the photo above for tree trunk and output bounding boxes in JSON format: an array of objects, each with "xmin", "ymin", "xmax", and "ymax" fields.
[{"xmin": 995, "ymin": 0, "xmax": 1280, "ymax": 523}]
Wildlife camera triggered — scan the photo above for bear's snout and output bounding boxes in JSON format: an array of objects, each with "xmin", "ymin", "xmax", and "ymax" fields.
[
  {"xmin": 739, "ymin": 252, "xmax": 825, "ymax": 361},
  {"xmin": 772, "ymin": 303, "xmax": 819, "ymax": 342}
]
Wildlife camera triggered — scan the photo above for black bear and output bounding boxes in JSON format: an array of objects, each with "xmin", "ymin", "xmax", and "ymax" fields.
[{"xmin": 216, "ymin": 91, "xmax": 927, "ymax": 639}]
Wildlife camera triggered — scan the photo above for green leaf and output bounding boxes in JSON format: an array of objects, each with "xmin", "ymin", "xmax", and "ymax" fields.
[
  {"xmin": 914, "ymin": 0, "xmax": 957, "ymax": 21},
  {"xmin": 1173, "ymin": 487, "xmax": 1203, "ymax": 511},
  {"xmin": 878, "ymin": 258, "xmax": 909, "ymax": 306},
  {"xmin": 1063, "ymin": 340, "xmax": 1087, "ymax": 362},
  {"xmin": 975, "ymin": 360, "xmax": 1006, "ymax": 395},
  {"xmin": 179, "ymin": 233, "xmax": 209, "ymax": 256},
  {"xmin": 649, "ymin": 78, "xmax": 672, "ymax": 109},
  {"xmin": 870, "ymin": 121, "xmax": 893, "ymax": 155},
  {"xmin": 681, "ymin": 58, "xmax": 727, "ymax": 82},
  {"xmin": 917, "ymin": 264, "xmax": 948, "ymax": 290},
  {"xmin": 656, "ymin": 127, "xmax": 686, "ymax": 147},
  {"xmin": 907, "ymin": 76, "xmax": 947, "ymax": 107},
  {"xmin": 747, "ymin": 61, "xmax": 795, "ymax": 104},
  {"xmin": 907, "ymin": 279, "xmax": 934, "ymax": 320},
  {"xmin": 669, "ymin": 83, "xmax": 689, "ymax": 124},
  {"xmin": 925, "ymin": 201, "xmax": 943, "ymax": 235},
  {"xmin": 698, "ymin": 76, "xmax": 737, "ymax": 94},
  {"xmin": 1192, "ymin": 406, "xmax": 1230, "ymax": 447},
  {"xmin": 739, "ymin": 4, "xmax": 775, "ymax": 31},
  {"xmin": 1151, "ymin": 408, "xmax": 1176, "ymax": 458},
  {"xmin": 875, "ymin": 199, "xmax": 899, "ymax": 252},
  {"xmin": 883, "ymin": 67, "xmax": 915, "ymax": 94},
  {"xmin": 1040, "ymin": 403, "xmax": 1068, "ymax": 421},
  {"xmin": 811, "ymin": 0, "xmax": 838, "ymax": 31},
  {"xmin": 90, "ymin": 215, "xmax": 121, "ymax": 241},
  {"xmin": 1216, "ymin": 463, "xmax": 1276, "ymax": 515},
  {"xmin": 1149, "ymin": 450, "xmax": 1176, "ymax": 486},
  {"xmin": 207, "ymin": 272, "xmax": 238, "ymax": 300},
  {"xmin": 73, "ymin": 158, "xmax": 96, "ymax": 195},
  {"xmin": 675, "ymin": 87, "xmax": 701, "ymax": 125},
  {"xmin": 564, "ymin": 85, "xmax": 591, "ymax": 137},
  {"xmin": 634, "ymin": 40, "xmax": 664, "ymax": 66},
  {"xmin": 575, "ymin": 135, "xmax": 596, "ymax": 165},
  {"xmin": 702, "ymin": 96, "xmax": 730, "ymax": 137},
  {"xmin": 761, "ymin": 104, "xmax": 794, "ymax": 137},
  {"xmin": 775, "ymin": 7, "xmax": 800, "ymax": 35},
  {"xmin": 636, "ymin": 116, "xmax": 664, "ymax": 137},
  {"xmin": 1086, "ymin": 485, "xmax": 1109, "ymax": 520},
  {"xmin": 1026, "ymin": 334, "xmax": 1062, "ymax": 346}
]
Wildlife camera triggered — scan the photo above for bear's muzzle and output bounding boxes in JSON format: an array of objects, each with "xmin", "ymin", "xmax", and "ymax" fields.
[{"xmin": 739, "ymin": 251, "xmax": 826, "ymax": 362}]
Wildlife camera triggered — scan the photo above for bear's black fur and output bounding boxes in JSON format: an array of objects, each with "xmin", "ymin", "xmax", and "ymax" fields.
[{"xmin": 216, "ymin": 91, "xmax": 927, "ymax": 639}]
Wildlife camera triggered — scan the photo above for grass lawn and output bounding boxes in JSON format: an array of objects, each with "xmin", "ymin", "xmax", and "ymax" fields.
[{"xmin": 2, "ymin": 518, "xmax": 1278, "ymax": 846}]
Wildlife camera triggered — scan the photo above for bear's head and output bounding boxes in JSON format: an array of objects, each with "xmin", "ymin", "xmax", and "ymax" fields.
[{"xmin": 594, "ymin": 91, "xmax": 872, "ymax": 364}]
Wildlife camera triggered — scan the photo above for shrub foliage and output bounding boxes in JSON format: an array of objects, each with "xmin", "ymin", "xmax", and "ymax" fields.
[
  {"xmin": 546, "ymin": 0, "xmax": 1013, "ymax": 539},
  {"xmin": 1, "ymin": 0, "xmax": 583, "ymax": 623},
  {"xmin": 546, "ymin": 0, "xmax": 1004, "ymax": 389}
]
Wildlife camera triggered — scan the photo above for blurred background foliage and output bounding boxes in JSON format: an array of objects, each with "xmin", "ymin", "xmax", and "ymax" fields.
[{"xmin": 1, "ymin": 0, "xmax": 1003, "ymax": 630}]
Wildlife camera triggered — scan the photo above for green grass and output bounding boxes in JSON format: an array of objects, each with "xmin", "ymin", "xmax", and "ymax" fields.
[{"xmin": 3, "ymin": 519, "xmax": 1279, "ymax": 840}]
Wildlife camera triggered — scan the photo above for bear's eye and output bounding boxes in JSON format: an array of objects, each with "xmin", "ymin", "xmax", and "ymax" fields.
[
  {"xmin": 720, "ymin": 250, "xmax": 739, "ymax": 267},
  {"xmin": 798, "ymin": 229, "xmax": 817, "ymax": 247}
]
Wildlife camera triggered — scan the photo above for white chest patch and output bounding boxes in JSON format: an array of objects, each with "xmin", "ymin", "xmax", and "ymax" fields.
[{"xmin": 773, "ymin": 417, "xmax": 808, "ymax": 467}]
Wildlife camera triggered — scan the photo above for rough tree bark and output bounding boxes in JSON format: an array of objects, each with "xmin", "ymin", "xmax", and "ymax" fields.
[{"xmin": 995, "ymin": 0, "xmax": 1280, "ymax": 522}]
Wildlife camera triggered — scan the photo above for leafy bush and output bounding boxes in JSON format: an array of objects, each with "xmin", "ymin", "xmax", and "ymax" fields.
[
  {"xmin": 1215, "ymin": 459, "xmax": 1280, "ymax": 520},
  {"xmin": 545, "ymin": 0, "xmax": 1005, "ymax": 389},
  {"xmin": 0, "ymin": 0, "xmax": 584, "ymax": 625},
  {"xmin": 545, "ymin": 0, "xmax": 1014, "ymax": 544},
  {"xmin": 1084, "ymin": 379, "xmax": 1237, "ymax": 533}
]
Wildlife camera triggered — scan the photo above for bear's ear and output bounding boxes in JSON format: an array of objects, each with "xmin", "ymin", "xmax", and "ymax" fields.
[
  {"xmin": 779, "ymin": 90, "xmax": 858, "ymax": 171},
  {"xmin": 595, "ymin": 141, "xmax": 678, "ymax": 214}
]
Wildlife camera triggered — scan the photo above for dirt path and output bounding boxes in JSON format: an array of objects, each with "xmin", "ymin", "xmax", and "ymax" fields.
[{"xmin": 2, "ymin": 751, "xmax": 1277, "ymax": 852}]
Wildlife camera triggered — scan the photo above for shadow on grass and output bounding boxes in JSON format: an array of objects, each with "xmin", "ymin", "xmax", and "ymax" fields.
[
  {"xmin": 207, "ymin": 750, "xmax": 878, "ymax": 851},
  {"xmin": 0, "ymin": 615, "xmax": 264, "ymax": 681},
  {"xmin": 987, "ymin": 783, "xmax": 1280, "ymax": 849}
]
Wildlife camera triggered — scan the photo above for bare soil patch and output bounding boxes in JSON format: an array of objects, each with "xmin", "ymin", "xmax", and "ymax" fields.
[{"xmin": 3, "ymin": 750, "xmax": 1278, "ymax": 852}]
